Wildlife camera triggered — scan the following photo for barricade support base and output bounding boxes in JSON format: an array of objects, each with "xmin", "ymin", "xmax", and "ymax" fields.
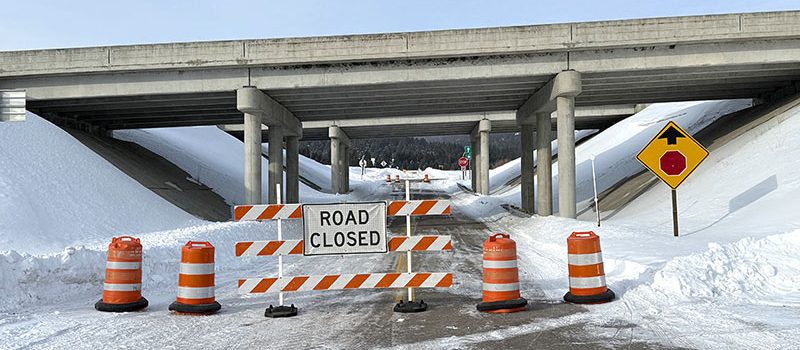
[
  {"xmin": 95, "ymin": 297, "xmax": 149, "ymax": 313},
  {"xmin": 265, "ymin": 304, "xmax": 298, "ymax": 318},
  {"xmin": 169, "ymin": 301, "xmax": 221, "ymax": 315},
  {"xmin": 476, "ymin": 297, "xmax": 527, "ymax": 313},
  {"xmin": 394, "ymin": 300, "xmax": 427, "ymax": 313},
  {"xmin": 563, "ymin": 289, "xmax": 615, "ymax": 304}
]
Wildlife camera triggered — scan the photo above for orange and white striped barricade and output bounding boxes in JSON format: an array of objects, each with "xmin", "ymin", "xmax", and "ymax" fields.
[
  {"xmin": 169, "ymin": 241, "xmax": 221, "ymax": 315},
  {"xmin": 390, "ymin": 180, "xmax": 452, "ymax": 312},
  {"xmin": 233, "ymin": 195, "xmax": 453, "ymax": 316},
  {"xmin": 477, "ymin": 233, "xmax": 527, "ymax": 313},
  {"xmin": 95, "ymin": 236, "xmax": 149, "ymax": 312},
  {"xmin": 563, "ymin": 231, "xmax": 615, "ymax": 304}
]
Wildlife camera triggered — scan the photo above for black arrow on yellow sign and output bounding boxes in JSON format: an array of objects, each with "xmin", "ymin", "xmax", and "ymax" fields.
[{"xmin": 658, "ymin": 126, "xmax": 685, "ymax": 145}]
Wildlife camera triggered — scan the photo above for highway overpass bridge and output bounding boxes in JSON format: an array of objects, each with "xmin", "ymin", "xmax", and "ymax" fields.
[{"xmin": 2, "ymin": 10, "xmax": 800, "ymax": 217}]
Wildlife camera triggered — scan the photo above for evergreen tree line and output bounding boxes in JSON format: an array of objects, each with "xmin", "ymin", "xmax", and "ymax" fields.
[{"xmin": 299, "ymin": 133, "xmax": 521, "ymax": 170}]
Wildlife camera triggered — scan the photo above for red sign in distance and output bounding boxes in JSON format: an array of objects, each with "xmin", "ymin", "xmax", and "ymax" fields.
[
  {"xmin": 659, "ymin": 150, "xmax": 687, "ymax": 176},
  {"xmin": 458, "ymin": 157, "xmax": 468, "ymax": 168}
]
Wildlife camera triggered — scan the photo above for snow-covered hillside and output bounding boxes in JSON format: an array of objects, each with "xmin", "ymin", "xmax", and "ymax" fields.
[
  {"xmin": 114, "ymin": 127, "xmax": 349, "ymax": 204},
  {"xmin": 483, "ymin": 100, "xmax": 752, "ymax": 214},
  {"xmin": 0, "ymin": 114, "xmax": 198, "ymax": 254}
]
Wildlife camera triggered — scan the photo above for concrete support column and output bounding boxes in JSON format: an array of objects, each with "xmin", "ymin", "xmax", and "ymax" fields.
[
  {"xmin": 515, "ymin": 70, "xmax": 580, "ymax": 217},
  {"xmin": 536, "ymin": 112, "xmax": 553, "ymax": 216},
  {"xmin": 478, "ymin": 119, "xmax": 491, "ymax": 195},
  {"xmin": 329, "ymin": 126, "xmax": 350, "ymax": 194},
  {"xmin": 470, "ymin": 136, "xmax": 478, "ymax": 191},
  {"xmin": 342, "ymin": 143, "xmax": 351, "ymax": 192},
  {"xmin": 556, "ymin": 96, "xmax": 576, "ymax": 218},
  {"xmin": 330, "ymin": 137, "xmax": 341, "ymax": 194},
  {"xmin": 520, "ymin": 123, "xmax": 535, "ymax": 214},
  {"xmin": 237, "ymin": 86, "xmax": 302, "ymax": 203},
  {"xmin": 268, "ymin": 125, "xmax": 284, "ymax": 204},
  {"xmin": 285, "ymin": 135, "xmax": 299, "ymax": 203},
  {"xmin": 243, "ymin": 112, "xmax": 262, "ymax": 205}
]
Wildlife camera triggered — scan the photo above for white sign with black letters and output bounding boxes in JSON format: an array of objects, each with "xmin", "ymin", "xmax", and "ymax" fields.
[{"xmin": 303, "ymin": 202, "xmax": 387, "ymax": 256}]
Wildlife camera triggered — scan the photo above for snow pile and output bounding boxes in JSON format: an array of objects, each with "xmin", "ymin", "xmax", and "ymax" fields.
[
  {"xmin": 0, "ymin": 247, "xmax": 105, "ymax": 312},
  {"xmin": 627, "ymin": 231, "xmax": 800, "ymax": 304},
  {"xmin": 0, "ymin": 114, "xmax": 197, "ymax": 254}
]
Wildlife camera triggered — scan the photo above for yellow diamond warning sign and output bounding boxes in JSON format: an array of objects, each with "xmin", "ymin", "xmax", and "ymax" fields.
[{"xmin": 636, "ymin": 121, "xmax": 709, "ymax": 189}]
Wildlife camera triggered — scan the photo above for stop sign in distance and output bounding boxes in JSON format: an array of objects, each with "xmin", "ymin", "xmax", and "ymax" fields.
[
  {"xmin": 458, "ymin": 157, "xmax": 468, "ymax": 167},
  {"xmin": 660, "ymin": 150, "xmax": 687, "ymax": 176}
]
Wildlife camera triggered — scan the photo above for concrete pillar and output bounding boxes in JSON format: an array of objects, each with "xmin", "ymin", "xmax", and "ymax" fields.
[
  {"xmin": 470, "ymin": 136, "xmax": 478, "ymax": 191},
  {"xmin": 536, "ymin": 112, "xmax": 553, "ymax": 216},
  {"xmin": 520, "ymin": 124, "xmax": 535, "ymax": 214},
  {"xmin": 471, "ymin": 136, "xmax": 480, "ymax": 192},
  {"xmin": 342, "ymin": 143, "xmax": 350, "ymax": 192},
  {"xmin": 478, "ymin": 119, "xmax": 491, "ymax": 195},
  {"xmin": 329, "ymin": 126, "xmax": 349, "ymax": 194},
  {"xmin": 556, "ymin": 96, "xmax": 576, "ymax": 218},
  {"xmin": 285, "ymin": 135, "xmax": 299, "ymax": 203},
  {"xmin": 330, "ymin": 136, "xmax": 341, "ymax": 194},
  {"xmin": 243, "ymin": 112, "xmax": 262, "ymax": 205},
  {"xmin": 268, "ymin": 125, "xmax": 284, "ymax": 204}
]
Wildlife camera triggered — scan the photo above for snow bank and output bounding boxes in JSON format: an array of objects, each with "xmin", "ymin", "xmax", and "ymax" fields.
[{"xmin": 0, "ymin": 114, "xmax": 197, "ymax": 254}]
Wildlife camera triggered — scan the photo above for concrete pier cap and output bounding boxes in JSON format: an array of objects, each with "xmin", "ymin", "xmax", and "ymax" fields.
[
  {"xmin": 236, "ymin": 86, "xmax": 302, "ymax": 138},
  {"xmin": 516, "ymin": 70, "xmax": 582, "ymax": 124},
  {"xmin": 328, "ymin": 124, "xmax": 351, "ymax": 145}
]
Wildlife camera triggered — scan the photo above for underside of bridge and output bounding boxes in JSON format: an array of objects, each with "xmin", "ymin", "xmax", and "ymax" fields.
[{"xmin": 4, "ymin": 10, "xmax": 800, "ymax": 216}]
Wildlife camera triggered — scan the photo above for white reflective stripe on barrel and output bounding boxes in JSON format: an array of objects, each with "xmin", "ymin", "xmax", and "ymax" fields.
[
  {"xmin": 569, "ymin": 276, "xmax": 607, "ymax": 289},
  {"xmin": 105, "ymin": 261, "xmax": 141, "ymax": 270},
  {"xmin": 103, "ymin": 283, "xmax": 141, "ymax": 291},
  {"xmin": 482, "ymin": 282, "xmax": 519, "ymax": 292},
  {"xmin": 179, "ymin": 263, "xmax": 215, "ymax": 275},
  {"xmin": 567, "ymin": 252, "xmax": 603, "ymax": 266},
  {"xmin": 483, "ymin": 260, "xmax": 518, "ymax": 269},
  {"xmin": 177, "ymin": 286, "xmax": 215, "ymax": 299}
]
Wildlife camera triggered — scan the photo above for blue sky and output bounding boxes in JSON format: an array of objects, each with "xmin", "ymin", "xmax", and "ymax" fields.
[{"xmin": 1, "ymin": 0, "xmax": 798, "ymax": 51}]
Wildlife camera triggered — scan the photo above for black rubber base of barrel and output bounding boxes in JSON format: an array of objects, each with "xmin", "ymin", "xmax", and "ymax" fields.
[
  {"xmin": 563, "ymin": 289, "xmax": 616, "ymax": 304},
  {"xmin": 394, "ymin": 300, "xmax": 427, "ymax": 313},
  {"xmin": 476, "ymin": 297, "xmax": 528, "ymax": 312},
  {"xmin": 95, "ymin": 297, "xmax": 149, "ymax": 312},
  {"xmin": 265, "ymin": 304, "xmax": 298, "ymax": 318},
  {"xmin": 169, "ymin": 301, "xmax": 221, "ymax": 315}
]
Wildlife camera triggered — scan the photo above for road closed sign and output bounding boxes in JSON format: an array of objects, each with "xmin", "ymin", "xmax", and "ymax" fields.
[{"xmin": 303, "ymin": 202, "xmax": 387, "ymax": 256}]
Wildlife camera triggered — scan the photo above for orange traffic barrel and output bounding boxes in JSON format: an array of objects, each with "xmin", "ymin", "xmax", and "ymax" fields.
[
  {"xmin": 563, "ymin": 231, "xmax": 615, "ymax": 304},
  {"xmin": 95, "ymin": 236, "xmax": 149, "ymax": 312},
  {"xmin": 477, "ymin": 233, "xmax": 527, "ymax": 313},
  {"xmin": 385, "ymin": 175, "xmax": 392, "ymax": 182},
  {"xmin": 423, "ymin": 174, "xmax": 430, "ymax": 183},
  {"xmin": 169, "ymin": 241, "xmax": 221, "ymax": 315},
  {"xmin": 394, "ymin": 175, "xmax": 401, "ymax": 183}
]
